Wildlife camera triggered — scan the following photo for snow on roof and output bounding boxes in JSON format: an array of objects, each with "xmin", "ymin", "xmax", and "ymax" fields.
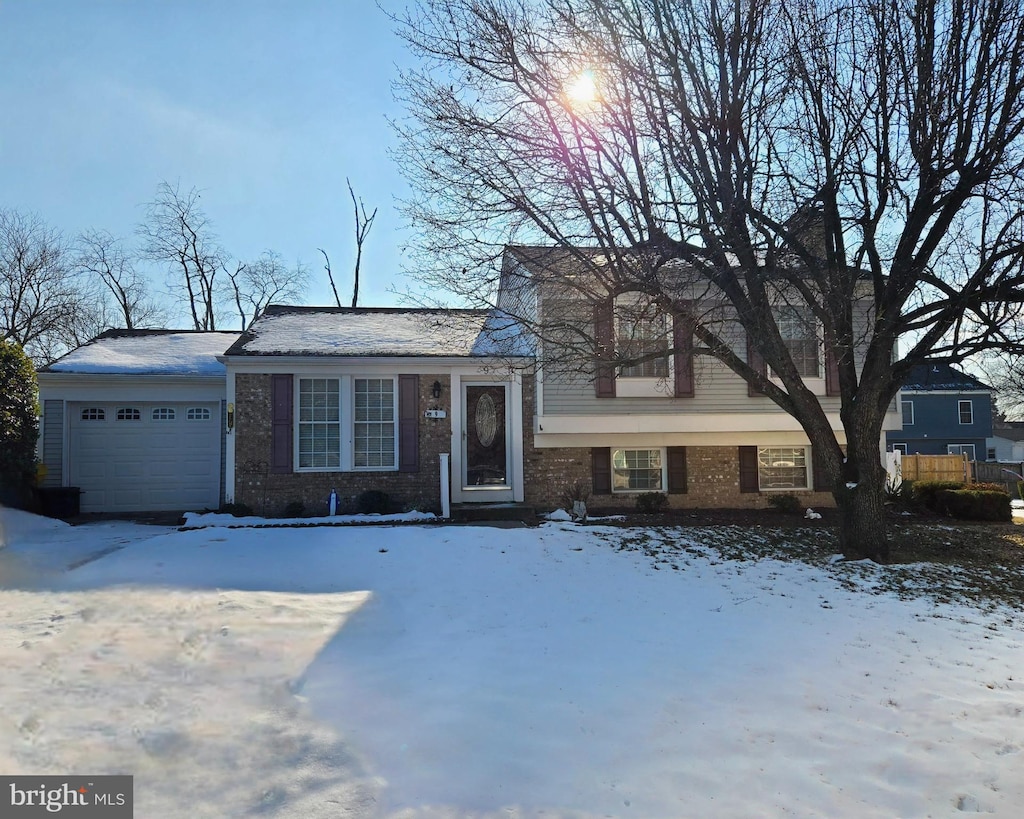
[
  {"xmin": 43, "ymin": 330, "xmax": 240, "ymax": 376},
  {"xmin": 226, "ymin": 306, "xmax": 534, "ymax": 358}
]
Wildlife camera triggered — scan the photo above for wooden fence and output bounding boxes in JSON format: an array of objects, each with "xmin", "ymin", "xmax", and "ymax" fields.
[
  {"xmin": 973, "ymin": 461, "xmax": 1024, "ymax": 496},
  {"xmin": 898, "ymin": 453, "xmax": 973, "ymax": 484}
]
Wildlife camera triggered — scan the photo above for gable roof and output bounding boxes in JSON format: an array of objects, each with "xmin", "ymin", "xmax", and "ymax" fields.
[
  {"xmin": 900, "ymin": 362, "xmax": 992, "ymax": 392},
  {"xmin": 223, "ymin": 305, "xmax": 534, "ymax": 358},
  {"xmin": 40, "ymin": 330, "xmax": 240, "ymax": 376}
]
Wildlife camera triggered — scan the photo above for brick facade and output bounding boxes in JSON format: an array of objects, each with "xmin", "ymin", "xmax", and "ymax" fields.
[{"xmin": 232, "ymin": 373, "xmax": 452, "ymax": 516}]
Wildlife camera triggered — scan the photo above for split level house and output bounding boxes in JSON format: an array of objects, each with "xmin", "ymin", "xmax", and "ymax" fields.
[{"xmin": 36, "ymin": 247, "xmax": 902, "ymax": 516}]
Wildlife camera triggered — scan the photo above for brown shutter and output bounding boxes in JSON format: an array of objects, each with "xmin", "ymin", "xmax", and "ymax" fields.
[
  {"xmin": 270, "ymin": 374, "xmax": 293, "ymax": 474},
  {"xmin": 667, "ymin": 446, "xmax": 688, "ymax": 494},
  {"xmin": 746, "ymin": 332, "xmax": 767, "ymax": 396},
  {"xmin": 825, "ymin": 346, "xmax": 841, "ymax": 396},
  {"xmin": 398, "ymin": 374, "xmax": 419, "ymax": 473},
  {"xmin": 592, "ymin": 447, "xmax": 612, "ymax": 494},
  {"xmin": 738, "ymin": 445, "xmax": 759, "ymax": 493},
  {"xmin": 594, "ymin": 301, "xmax": 616, "ymax": 398},
  {"xmin": 672, "ymin": 309, "xmax": 695, "ymax": 398}
]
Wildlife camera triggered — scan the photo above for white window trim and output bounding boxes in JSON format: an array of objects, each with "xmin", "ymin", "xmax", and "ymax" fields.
[
  {"xmin": 294, "ymin": 374, "xmax": 400, "ymax": 473},
  {"xmin": 756, "ymin": 445, "xmax": 810, "ymax": 491},
  {"xmin": 610, "ymin": 446, "xmax": 667, "ymax": 494},
  {"xmin": 891, "ymin": 443, "xmax": 908, "ymax": 454},
  {"xmin": 901, "ymin": 400, "xmax": 914, "ymax": 426},
  {"xmin": 958, "ymin": 399, "xmax": 974, "ymax": 425}
]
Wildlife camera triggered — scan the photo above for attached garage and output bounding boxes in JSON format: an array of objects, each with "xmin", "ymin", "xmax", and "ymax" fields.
[
  {"xmin": 68, "ymin": 401, "xmax": 222, "ymax": 513},
  {"xmin": 37, "ymin": 330, "xmax": 239, "ymax": 515}
]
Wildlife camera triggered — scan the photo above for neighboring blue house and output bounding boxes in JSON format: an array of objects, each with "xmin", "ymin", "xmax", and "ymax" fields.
[{"xmin": 886, "ymin": 362, "xmax": 993, "ymax": 460}]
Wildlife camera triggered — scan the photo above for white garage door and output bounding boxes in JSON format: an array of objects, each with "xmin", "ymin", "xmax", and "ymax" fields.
[{"xmin": 69, "ymin": 402, "xmax": 222, "ymax": 513}]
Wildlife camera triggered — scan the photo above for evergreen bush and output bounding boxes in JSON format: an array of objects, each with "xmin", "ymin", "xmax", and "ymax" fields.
[{"xmin": 0, "ymin": 339, "xmax": 39, "ymax": 505}]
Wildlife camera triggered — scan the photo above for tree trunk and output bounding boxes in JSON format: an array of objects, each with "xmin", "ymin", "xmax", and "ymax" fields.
[{"xmin": 836, "ymin": 480, "xmax": 890, "ymax": 562}]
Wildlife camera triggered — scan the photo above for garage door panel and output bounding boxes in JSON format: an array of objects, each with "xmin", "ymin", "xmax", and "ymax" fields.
[{"xmin": 70, "ymin": 402, "xmax": 222, "ymax": 513}]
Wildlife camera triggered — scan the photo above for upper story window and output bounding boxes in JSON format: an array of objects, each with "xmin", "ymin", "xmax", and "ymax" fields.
[
  {"xmin": 901, "ymin": 400, "xmax": 914, "ymax": 426},
  {"xmin": 776, "ymin": 307, "xmax": 819, "ymax": 378},
  {"xmin": 116, "ymin": 407, "xmax": 141, "ymax": 421},
  {"xmin": 80, "ymin": 408, "xmax": 105, "ymax": 421},
  {"xmin": 298, "ymin": 378, "xmax": 341, "ymax": 469},
  {"xmin": 616, "ymin": 300, "xmax": 669, "ymax": 379},
  {"xmin": 151, "ymin": 407, "xmax": 175, "ymax": 421},
  {"xmin": 958, "ymin": 400, "xmax": 973, "ymax": 425}
]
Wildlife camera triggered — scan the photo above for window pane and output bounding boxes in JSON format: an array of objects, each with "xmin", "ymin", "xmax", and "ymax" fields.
[
  {"xmin": 612, "ymin": 448, "xmax": 663, "ymax": 491},
  {"xmin": 959, "ymin": 401, "xmax": 973, "ymax": 424},
  {"xmin": 901, "ymin": 401, "xmax": 914, "ymax": 425},
  {"xmin": 617, "ymin": 305, "xmax": 669, "ymax": 378},
  {"xmin": 298, "ymin": 378, "xmax": 340, "ymax": 468},
  {"xmin": 757, "ymin": 446, "xmax": 808, "ymax": 489},
  {"xmin": 777, "ymin": 307, "xmax": 819, "ymax": 378},
  {"xmin": 354, "ymin": 378, "xmax": 396, "ymax": 468}
]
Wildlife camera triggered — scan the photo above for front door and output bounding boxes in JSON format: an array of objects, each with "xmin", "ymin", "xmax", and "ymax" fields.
[{"xmin": 462, "ymin": 383, "xmax": 513, "ymax": 502}]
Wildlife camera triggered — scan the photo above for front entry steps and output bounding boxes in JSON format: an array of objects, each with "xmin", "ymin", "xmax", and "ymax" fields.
[{"xmin": 450, "ymin": 503, "xmax": 538, "ymax": 525}]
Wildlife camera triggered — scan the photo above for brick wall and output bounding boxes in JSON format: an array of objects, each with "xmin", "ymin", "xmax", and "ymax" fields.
[
  {"xmin": 233, "ymin": 373, "xmax": 452, "ymax": 516},
  {"xmin": 521, "ymin": 372, "xmax": 835, "ymax": 511}
]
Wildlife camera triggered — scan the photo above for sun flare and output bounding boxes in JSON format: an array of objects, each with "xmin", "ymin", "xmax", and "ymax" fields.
[{"xmin": 566, "ymin": 70, "xmax": 598, "ymax": 104}]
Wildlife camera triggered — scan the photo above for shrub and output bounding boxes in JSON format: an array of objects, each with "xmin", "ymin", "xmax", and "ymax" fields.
[
  {"xmin": 971, "ymin": 482, "xmax": 1011, "ymax": 494},
  {"xmin": 911, "ymin": 480, "xmax": 966, "ymax": 512},
  {"xmin": 635, "ymin": 492, "xmax": 668, "ymax": 513},
  {"xmin": 0, "ymin": 339, "xmax": 39, "ymax": 504},
  {"xmin": 936, "ymin": 489, "xmax": 1012, "ymax": 521},
  {"xmin": 766, "ymin": 492, "xmax": 802, "ymax": 514},
  {"xmin": 559, "ymin": 480, "xmax": 591, "ymax": 512},
  {"xmin": 281, "ymin": 500, "xmax": 306, "ymax": 518},
  {"xmin": 220, "ymin": 502, "xmax": 253, "ymax": 517},
  {"xmin": 356, "ymin": 490, "xmax": 391, "ymax": 514}
]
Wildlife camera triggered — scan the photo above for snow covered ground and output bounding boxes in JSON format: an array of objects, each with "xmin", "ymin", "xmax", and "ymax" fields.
[{"xmin": 2, "ymin": 507, "xmax": 1023, "ymax": 818}]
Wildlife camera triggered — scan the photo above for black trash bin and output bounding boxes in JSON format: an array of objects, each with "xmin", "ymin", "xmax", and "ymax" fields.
[{"xmin": 38, "ymin": 487, "xmax": 82, "ymax": 519}]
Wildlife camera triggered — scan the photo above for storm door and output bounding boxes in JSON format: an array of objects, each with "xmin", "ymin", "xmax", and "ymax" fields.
[{"xmin": 462, "ymin": 383, "xmax": 512, "ymax": 501}]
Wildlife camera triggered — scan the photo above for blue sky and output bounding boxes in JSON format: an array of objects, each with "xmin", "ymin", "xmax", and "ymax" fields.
[{"xmin": 0, "ymin": 0, "xmax": 417, "ymax": 321}]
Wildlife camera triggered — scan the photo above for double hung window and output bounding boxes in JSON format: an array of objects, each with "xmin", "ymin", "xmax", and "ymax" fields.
[
  {"xmin": 616, "ymin": 303, "xmax": 669, "ymax": 379},
  {"xmin": 776, "ymin": 307, "xmax": 819, "ymax": 378},
  {"xmin": 297, "ymin": 377, "xmax": 397, "ymax": 470},
  {"xmin": 612, "ymin": 448, "xmax": 664, "ymax": 492},
  {"xmin": 757, "ymin": 446, "xmax": 809, "ymax": 490},
  {"xmin": 299, "ymin": 378, "xmax": 341, "ymax": 469}
]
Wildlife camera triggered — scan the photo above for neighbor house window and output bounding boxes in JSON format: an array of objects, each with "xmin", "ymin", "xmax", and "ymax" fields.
[
  {"xmin": 354, "ymin": 378, "xmax": 396, "ymax": 468},
  {"xmin": 987, "ymin": 447, "xmax": 997, "ymax": 461},
  {"xmin": 901, "ymin": 400, "xmax": 914, "ymax": 426},
  {"xmin": 612, "ymin": 448, "xmax": 664, "ymax": 492},
  {"xmin": 298, "ymin": 378, "xmax": 341, "ymax": 469},
  {"xmin": 186, "ymin": 407, "xmax": 211, "ymax": 421},
  {"xmin": 616, "ymin": 302, "xmax": 669, "ymax": 378},
  {"xmin": 757, "ymin": 446, "xmax": 809, "ymax": 489},
  {"xmin": 947, "ymin": 443, "xmax": 976, "ymax": 460},
  {"xmin": 80, "ymin": 408, "xmax": 105, "ymax": 421},
  {"xmin": 891, "ymin": 443, "xmax": 908, "ymax": 454},
  {"xmin": 958, "ymin": 400, "xmax": 973, "ymax": 425},
  {"xmin": 116, "ymin": 407, "xmax": 141, "ymax": 421},
  {"xmin": 776, "ymin": 307, "xmax": 819, "ymax": 378},
  {"xmin": 151, "ymin": 407, "xmax": 175, "ymax": 421}
]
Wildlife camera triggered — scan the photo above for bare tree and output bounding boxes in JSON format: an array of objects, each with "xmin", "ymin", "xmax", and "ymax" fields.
[
  {"xmin": 347, "ymin": 178, "xmax": 378, "ymax": 308},
  {"xmin": 0, "ymin": 207, "xmax": 89, "ymax": 363},
  {"xmin": 227, "ymin": 250, "xmax": 310, "ymax": 330},
  {"xmin": 982, "ymin": 353, "xmax": 1024, "ymax": 420},
  {"xmin": 395, "ymin": 0, "xmax": 1024, "ymax": 560},
  {"xmin": 318, "ymin": 247, "xmax": 343, "ymax": 307},
  {"xmin": 139, "ymin": 181, "xmax": 224, "ymax": 330},
  {"xmin": 76, "ymin": 229, "xmax": 166, "ymax": 330}
]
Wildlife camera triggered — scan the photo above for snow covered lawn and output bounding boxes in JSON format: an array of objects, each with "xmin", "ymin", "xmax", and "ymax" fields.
[{"xmin": 2, "ymin": 509, "xmax": 1023, "ymax": 817}]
